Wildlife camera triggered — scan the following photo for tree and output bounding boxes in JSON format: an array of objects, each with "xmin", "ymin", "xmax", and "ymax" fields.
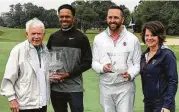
[
  {"xmin": 0, "ymin": 17, "xmax": 5, "ymax": 26},
  {"xmin": 72, "ymin": 1, "xmax": 129, "ymax": 32},
  {"xmin": 74, "ymin": 1, "xmax": 98, "ymax": 33},
  {"xmin": 3, "ymin": 2, "xmax": 59, "ymax": 28},
  {"xmin": 9, "ymin": 4, "xmax": 15, "ymax": 16},
  {"xmin": 133, "ymin": 1, "xmax": 179, "ymax": 35},
  {"xmin": 24, "ymin": 3, "xmax": 43, "ymax": 21},
  {"xmin": 119, "ymin": 5, "xmax": 131, "ymax": 27},
  {"xmin": 13, "ymin": 3, "xmax": 25, "ymax": 28},
  {"xmin": 90, "ymin": 1, "xmax": 116, "ymax": 30},
  {"xmin": 43, "ymin": 9, "xmax": 59, "ymax": 28},
  {"xmin": 2, "ymin": 1, "xmax": 131, "ymax": 30}
]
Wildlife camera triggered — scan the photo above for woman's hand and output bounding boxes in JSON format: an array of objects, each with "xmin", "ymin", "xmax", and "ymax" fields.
[{"xmin": 161, "ymin": 108, "xmax": 170, "ymax": 112}]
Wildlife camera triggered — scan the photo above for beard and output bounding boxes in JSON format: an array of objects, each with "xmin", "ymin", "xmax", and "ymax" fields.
[{"xmin": 108, "ymin": 22, "xmax": 122, "ymax": 32}]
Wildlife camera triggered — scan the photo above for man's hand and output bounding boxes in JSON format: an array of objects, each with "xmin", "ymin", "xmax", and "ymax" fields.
[
  {"xmin": 161, "ymin": 108, "xmax": 170, "ymax": 112},
  {"xmin": 103, "ymin": 63, "xmax": 112, "ymax": 73},
  {"xmin": 9, "ymin": 99, "xmax": 19, "ymax": 112},
  {"xmin": 50, "ymin": 75, "xmax": 61, "ymax": 83},
  {"xmin": 51, "ymin": 72, "xmax": 70, "ymax": 82},
  {"xmin": 121, "ymin": 72, "xmax": 131, "ymax": 81}
]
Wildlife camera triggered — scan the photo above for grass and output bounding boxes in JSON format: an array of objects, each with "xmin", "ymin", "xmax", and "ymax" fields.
[
  {"xmin": 0, "ymin": 27, "xmax": 178, "ymax": 43},
  {"xmin": 0, "ymin": 27, "xmax": 58, "ymax": 42},
  {"xmin": 0, "ymin": 27, "xmax": 179, "ymax": 112}
]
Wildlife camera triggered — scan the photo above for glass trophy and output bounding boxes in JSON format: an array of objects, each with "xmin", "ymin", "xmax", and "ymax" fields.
[
  {"xmin": 107, "ymin": 52, "xmax": 128, "ymax": 82},
  {"xmin": 49, "ymin": 51, "xmax": 64, "ymax": 82}
]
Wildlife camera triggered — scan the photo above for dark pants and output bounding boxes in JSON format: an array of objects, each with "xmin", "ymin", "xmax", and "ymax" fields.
[
  {"xmin": 51, "ymin": 90, "xmax": 84, "ymax": 112},
  {"xmin": 144, "ymin": 102, "xmax": 175, "ymax": 112},
  {"xmin": 19, "ymin": 106, "xmax": 47, "ymax": 112}
]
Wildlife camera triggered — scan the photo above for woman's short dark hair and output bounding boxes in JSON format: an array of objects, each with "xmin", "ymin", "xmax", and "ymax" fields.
[
  {"xmin": 141, "ymin": 21, "xmax": 166, "ymax": 44},
  {"xmin": 58, "ymin": 4, "xmax": 75, "ymax": 17}
]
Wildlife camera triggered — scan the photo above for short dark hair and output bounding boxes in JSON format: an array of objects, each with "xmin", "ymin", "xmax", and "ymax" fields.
[
  {"xmin": 108, "ymin": 5, "xmax": 124, "ymax": 17},
  {"xmin": 58, "ymin": 4, "xmax": 75, "ymax": 16},
  {"xmin": 141, "ymin": 21, "xmax": 166, "ymax": 44}
]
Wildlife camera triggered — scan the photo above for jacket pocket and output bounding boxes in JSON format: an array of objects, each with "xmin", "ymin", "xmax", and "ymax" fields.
[
  {"xmin": 16, "ymin": 81, "xmax": 31, "ymax": 105},
  {"xmin": 142, "ymin": 74, "xmax": 160, "ymax": 99}
]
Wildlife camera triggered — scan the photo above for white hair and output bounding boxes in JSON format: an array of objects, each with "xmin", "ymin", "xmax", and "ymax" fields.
[{"xmin": 26, "ymin": 18, "xmax": 45, "ymax": 32}]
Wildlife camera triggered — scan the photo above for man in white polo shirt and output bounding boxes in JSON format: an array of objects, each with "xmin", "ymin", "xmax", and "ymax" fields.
[{"xmin": 92, "ymin": 5, "xmax": 141, "ymax": 112}]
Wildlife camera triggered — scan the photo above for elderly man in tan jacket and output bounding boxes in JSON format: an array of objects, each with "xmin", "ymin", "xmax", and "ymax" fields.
[{"xmin": 0, "ymin": 18, "xmax": 50, "ymax": 112}]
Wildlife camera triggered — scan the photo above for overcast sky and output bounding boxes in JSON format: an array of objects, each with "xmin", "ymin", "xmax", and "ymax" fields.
[{"xmin": 0, "ymin": 0, "xmax": 140, "ymax": 15}]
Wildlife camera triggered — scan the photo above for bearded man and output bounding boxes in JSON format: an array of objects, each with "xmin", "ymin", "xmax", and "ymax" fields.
[{"xmin": 92, "ymin": 5, "xmax": 141, "ymax": 112}]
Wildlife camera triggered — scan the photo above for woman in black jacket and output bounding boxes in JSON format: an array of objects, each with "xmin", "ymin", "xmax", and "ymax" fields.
[{"xmin": 140, "ymin": 21, "xmax": 178, "ymax": 112}]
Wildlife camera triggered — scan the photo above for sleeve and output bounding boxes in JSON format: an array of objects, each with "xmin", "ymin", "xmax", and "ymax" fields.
[
  {"xmin": 69, "ymin": 35, "xmax": 92, "ymax": 76},
  {"xmin": 127, "ymin": 39, "xmax": 141, "ymax": 80},
  {"xmin": 91, "ymin": 38, "xmax": 106, "ymax": 74},
  {"xmin": 0, "ymin": 47, "xmax": 20, "ymax": 101},
  {"xmin": 163, "ymin": 50, "xmax": 178, "ymax": 109}
]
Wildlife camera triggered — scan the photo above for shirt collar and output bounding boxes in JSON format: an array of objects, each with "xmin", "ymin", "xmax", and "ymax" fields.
[
  {"xmin": 61, "ymin": 25, "xmax": 74, "ymax": 31},
  {"xmin": 106, "ymin": 25, "xmax": 126, "ymax": 37},
  {"xmin": 27, "ymin": 40, "xmax": 44, "ymax": 51}
]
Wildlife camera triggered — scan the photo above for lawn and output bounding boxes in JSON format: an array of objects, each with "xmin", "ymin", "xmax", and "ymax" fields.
[{"xmin": 0, "ymin": 28, "xmax": 179, "ymax": 112}]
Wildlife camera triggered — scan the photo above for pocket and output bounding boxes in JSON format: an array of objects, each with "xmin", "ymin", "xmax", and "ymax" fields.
[
  {"xmin": 143, "ymin": 75, "xmax": 160, "ymax": 99},
  {"xmin": 17, "ymin": 81, "xmax": 30, "ymax": 99}
]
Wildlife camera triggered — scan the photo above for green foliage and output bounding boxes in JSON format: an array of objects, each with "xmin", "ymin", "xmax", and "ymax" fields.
[
  {"xmin": 72, "ymin": 1, "xmax": 131, "ymax": 33},
  {"xmin": 1, "ymin": 1, "xmax": 132, "ymax": 32},
  {"xmin": 2, "ymin": 3, "xmax": 59, "ymax": 28},
  {"xmin": 133, "ymin": 1, "xmax": 179, "ymax": 35},
  {"xmin": 0, "ymin": 17, "xmax": 5, "ymax": 26},
  {"xmin": 74, "ymin": 1, "xmax": 99, "ymax": 33}
]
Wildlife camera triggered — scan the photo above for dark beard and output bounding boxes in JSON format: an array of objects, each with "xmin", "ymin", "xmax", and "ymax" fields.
[{"xmin": 108, "ymin": 22, "xmax": 121, "ymax": 32}]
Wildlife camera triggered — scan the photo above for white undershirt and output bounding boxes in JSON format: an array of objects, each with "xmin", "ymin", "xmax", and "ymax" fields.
[
  {"xmin": 145, "ymin": 53, "xmax": 152, "ymax": 63},
  {"xmin": 37, "ymin": 59, "xmax": 47, "ymax": 107}
]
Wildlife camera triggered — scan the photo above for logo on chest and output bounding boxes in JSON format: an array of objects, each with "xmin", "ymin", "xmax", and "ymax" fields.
[
  {"xmin": 123, "ymin": 42, "xmax": 126, "ymax": 46},
  {"xmin": 151, "ymin": 59, "xmax": 157, "ymax": 64},
  {"xmin": 69, "ymin": 37, "xmax": 75, "ymax": 40}
]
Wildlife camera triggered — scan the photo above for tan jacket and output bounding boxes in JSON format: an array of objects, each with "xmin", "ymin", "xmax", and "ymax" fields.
[{"xmin": 0, "ymin": 40, "xmax": 50, "ymax": 110}]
